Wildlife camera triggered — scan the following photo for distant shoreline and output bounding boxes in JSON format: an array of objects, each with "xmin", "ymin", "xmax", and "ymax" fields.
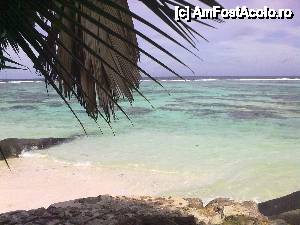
[
  {"xmin": 143, "ymin": 75, "xmax": 300, "ymax": 81},
  {"xmin": 1, "ymin": 75, "xmax": 300, "ymax": 83}
]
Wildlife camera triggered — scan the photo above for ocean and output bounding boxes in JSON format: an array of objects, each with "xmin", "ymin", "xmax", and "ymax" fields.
[{"xmin": 0, "ymin": 78, "xmax": 300, "ymax": 202}]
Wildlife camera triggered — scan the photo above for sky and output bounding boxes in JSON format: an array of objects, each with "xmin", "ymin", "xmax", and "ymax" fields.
[{"xmin": 1, "ymin": 0, "xmax": 299, "ymax": 79}]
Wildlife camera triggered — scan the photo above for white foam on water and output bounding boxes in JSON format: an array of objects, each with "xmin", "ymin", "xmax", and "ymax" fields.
[
  {"xmin": 235, "ymin": 78, "xmax": 300, "ymax": 81},
  {"xmin": 3, "ymin": 78, "xmax": 298, "ymax": 84},
  {"xmin": 150, "ymin": 169, "xmax": 178, "ymax": 174},
  {"xmin": 52, "ymin": 158, "xmax": 73, "ymax": 165},
  {"xmin": 8, "ymin": 80, "xmax": 36, "ymax": 84},
  {"xmin": 74, "ymin": 161, "xmax": 92, "ymax": 167},
  {"xmin": 194, "ymin": 79, "xmax": 218, "ymax": 81},
  {"xmin": 142, "ymin": 78, "xmax": 300, "ymax": 82},
  {"xmin": 160, "ymin": 79, "xmax": 188, "ymax": 82},
  {"xmin": 20, "ymin": 151, "xmax": 47, "ymax": 158}
]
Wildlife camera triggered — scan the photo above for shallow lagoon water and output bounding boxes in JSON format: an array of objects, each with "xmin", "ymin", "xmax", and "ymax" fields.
[{"xmin": 0, "ymin": 79, "xmax": 300, "ymax": 201}]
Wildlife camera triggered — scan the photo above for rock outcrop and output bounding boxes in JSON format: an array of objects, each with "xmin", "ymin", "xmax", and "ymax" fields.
[
  {"xmin": 0, "ymin": 195, "xmax": 270, "ymax": 225},
  {"xmin": 0, "ymin": 137, "xmax": 73, "ymax": 160},
  {"xmin": 259, "ymin": 191, "xmax": 300, "ymax": 225},
  {"xmin": 259, "ymin": 191, "xmax": 300, "ymax": 216},
  {"xmin": 2, "ymin": 193, "xmax": 300, "ymax": 224}
]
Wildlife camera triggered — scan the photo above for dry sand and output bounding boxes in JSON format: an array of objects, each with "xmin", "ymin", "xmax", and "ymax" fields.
[{"xmin": 0, "ymin": 157, "xmax": 185, "ymax": 213}]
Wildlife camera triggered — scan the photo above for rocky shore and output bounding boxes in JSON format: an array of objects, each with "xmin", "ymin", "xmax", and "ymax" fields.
[
  {"xmin": 0, "ymin": 192, "xmax": 299, "ymax": 225},
  {"xmin": 0, "ymin": 137, "xmax": 73, "ymax": 160},
  {"xmin": 0, "ymin": 139, "xmax": 299, "ymax": 224}
]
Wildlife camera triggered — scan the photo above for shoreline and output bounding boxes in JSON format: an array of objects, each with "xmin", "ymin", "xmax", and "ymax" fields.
[
  {"xmin": 0, "ymin": 157, "xmax": 192, "ymax": 213},
  {"xmin": 0, "ymin": 157, "xmax": 299, "ymax": 224},
  {"xmin": 1, "ymin": 192, "xmax": 299, "ymax": 225},
  {"xmin": 1, "ymin": 75, "xmax": 300, "ymax": 83},
  {"xmin": 0, "ymin": 156, "xmax": 298, "ymax": 214}
]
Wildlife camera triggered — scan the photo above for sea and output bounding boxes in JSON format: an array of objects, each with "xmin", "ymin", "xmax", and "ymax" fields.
[{"xmin": 0, "ymin": 76, "xmax": 300, "ymax": 202}]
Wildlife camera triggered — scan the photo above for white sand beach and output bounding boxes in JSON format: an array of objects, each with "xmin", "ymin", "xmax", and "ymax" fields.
[
  {"xmin": 0, "ymin": 157, "xmax": 186, "ymax": 213},
  {"xmin": 2, "ymin": 158, "xmax": 298, "ymax": 225}
]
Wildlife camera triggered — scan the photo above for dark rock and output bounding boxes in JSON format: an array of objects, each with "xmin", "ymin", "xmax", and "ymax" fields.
[
  {"xmin": 258, "ymin": 191, "xmax": 300, "ymax": 216},
  {"xmin": 205, "ymin": 198, "xmax": 266, "ymax": 224},
  {"xmin": 270, "ymin": 219, "xmax": 291, "ymax": 225},
  {"xmin": 0, "ymin": 137, "xmax": 73, "ymax": 160},
  {"xmin": 184, "ymin": 198, "xmax": 204, "ymax": 209},
  {"xmin": 221, "ymin": 215, "xmax": 266, "ymax": 225},
  {"xmin": 270, "ymin": 209, "xmax": 300, "ymax": 225},
  {"xmin": 0, "ymin": 195, "xmax": 271, "ymax": 225},
  {"xmin": 172, "ymin": 216, "xmax": 197, "ymax": 225},
  {"xmin": 142, "ymin": 215, "xmax": 196, "ymax": 225},
  {"xmin": 120, "ymin": 215, "xmax": 197, "ymax": 225},
  {"xmin": 206, "ymin": 198, "xmax": 234, "ymax": 208}
]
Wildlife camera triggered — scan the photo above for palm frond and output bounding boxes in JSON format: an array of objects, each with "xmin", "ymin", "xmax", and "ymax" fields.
[
  {"xmin": 0, "ymin": 0, "xmax": 221, "ymax": 123},
  {"xmin": 0, "ymin": 54, "xmax": 27, "ymax": 70}
]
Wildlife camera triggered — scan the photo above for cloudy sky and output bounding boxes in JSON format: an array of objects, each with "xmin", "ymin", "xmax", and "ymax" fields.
[{"xmin": 1, "ymin": 0, "xmax": 299, "ymax": 79}]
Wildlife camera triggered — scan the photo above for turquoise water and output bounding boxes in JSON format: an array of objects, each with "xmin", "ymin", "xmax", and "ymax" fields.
[{"xmin": 0, "ymin": 79, "xmax": 300, "ymax": 201}]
